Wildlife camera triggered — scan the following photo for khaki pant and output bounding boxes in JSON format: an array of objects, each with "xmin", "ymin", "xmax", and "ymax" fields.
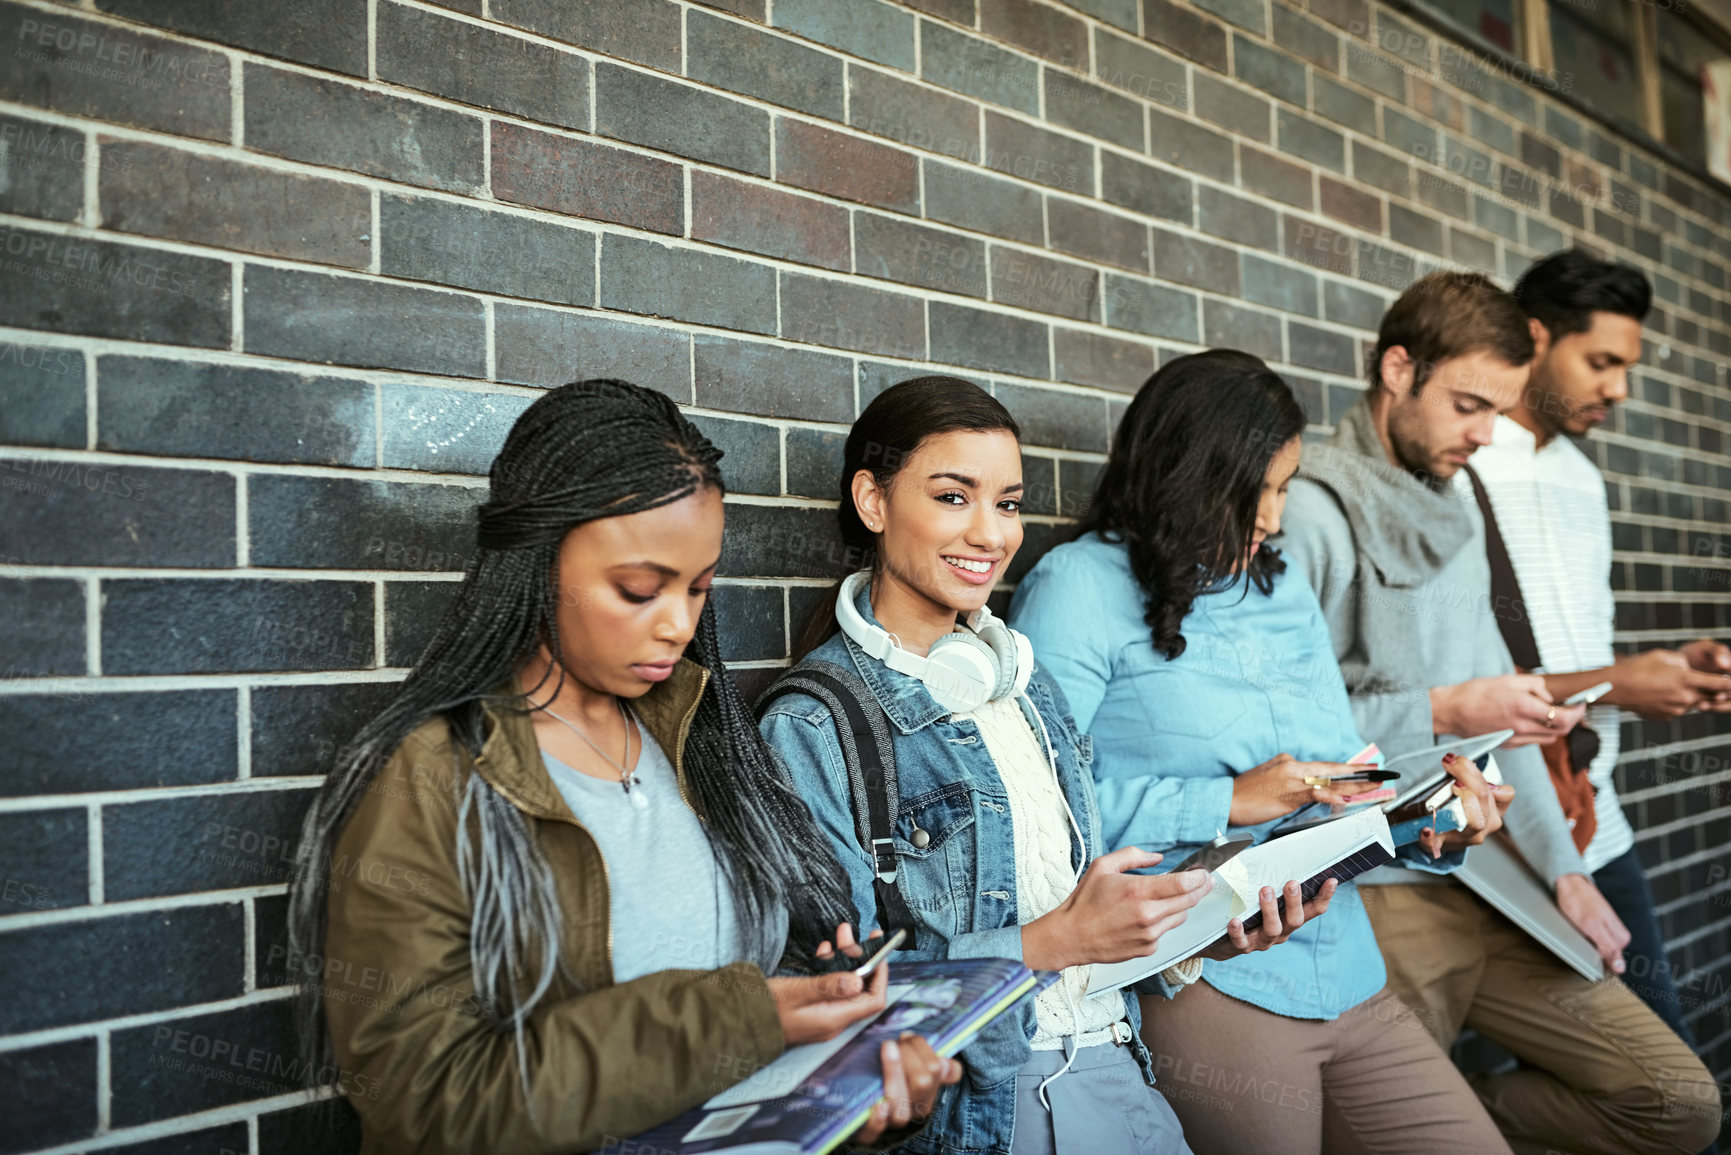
[
  {"xmin": 1139, "ymin": 983, "xmax": 1511, "ymax": 1154},
  {"xmin": 1362, "ymin": 882, "xmax": 1721, "ymax": 1155}
]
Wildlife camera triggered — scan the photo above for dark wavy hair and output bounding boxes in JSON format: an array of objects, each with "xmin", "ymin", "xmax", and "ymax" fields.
[
  {"xmin": 1514, "ymin": 248, "xmax": 1651, "ymax": 339},
  {"xmin": 1079, "ymin": 350, "xmax": 1306, "ymax": 660},
  {"xmin": 289, "ymin": 379, "xmax": 857, "ymax": 1096},
  {"xmin": 794, "ymin": 376, "xmax": 1020, "ymax": 658}
]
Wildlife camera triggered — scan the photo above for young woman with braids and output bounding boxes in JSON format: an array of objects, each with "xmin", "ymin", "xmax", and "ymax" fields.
[
  {"xmin": 1008, "ymin": 351, "xmax": 1512, "ymax": 1154},
  {"xmin": 760, "ymin": 376, "xmax": 1326, "ymax": 1155},
  {"xmin": 287, "ymin": 379, "xmax": 958, "ymax": 1154}
]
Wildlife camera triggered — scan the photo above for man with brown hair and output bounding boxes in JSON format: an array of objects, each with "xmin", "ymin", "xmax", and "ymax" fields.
[{"xmin": 1276, "ymin": 270, "xmax": 1719, "ymax": 1155}]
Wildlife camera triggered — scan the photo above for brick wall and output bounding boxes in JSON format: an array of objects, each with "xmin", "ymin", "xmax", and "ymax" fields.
[{"xmin": 1, "ymin": 0, "xmax": 1728, "ymax": 1149}]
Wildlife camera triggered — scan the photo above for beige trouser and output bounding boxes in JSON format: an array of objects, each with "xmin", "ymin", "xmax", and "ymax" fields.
[
  {"xmin": 1139, "ymin": 982, "xmax": 1512, "ymax": 1154},
  {"xmin": 1361, "ymin": 881, "xmax": 1721, "ymax": 1155}
]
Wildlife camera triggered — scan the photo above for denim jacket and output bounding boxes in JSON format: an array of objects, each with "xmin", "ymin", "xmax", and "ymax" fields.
[
  {"xmin": 758, "ymin": 588, "xmax": 1157, "ymax": 1155},
  {"xmin": 1009, "ymin": 534, "xmax": 1459, "ymax": 1021}
]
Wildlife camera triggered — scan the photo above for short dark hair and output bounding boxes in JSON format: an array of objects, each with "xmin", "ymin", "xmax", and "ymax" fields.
[
  {"xmin": 1369, "ymin": 270, "xmax": 1533, "ymax": 395},
  {"xmin": 1514, "ymin": 248, "xmax": 1651, "ymax": 340}
]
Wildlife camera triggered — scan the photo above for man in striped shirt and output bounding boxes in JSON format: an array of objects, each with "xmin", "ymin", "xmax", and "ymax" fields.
[{"xmin": 1472, "ymin": 248, "xmax": 1731, "ymax": 1052}]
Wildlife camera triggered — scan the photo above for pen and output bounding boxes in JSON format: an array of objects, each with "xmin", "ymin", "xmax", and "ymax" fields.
[{"xmin": 1304, "ymin": 770, "xmax": 1399, "ymax": 786}]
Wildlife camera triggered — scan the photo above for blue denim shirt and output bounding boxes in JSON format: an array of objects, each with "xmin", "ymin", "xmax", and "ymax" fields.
[
  {"xmin": 758, "ymin": 587, "xmax": 1156, "ymax": 1155},
  {"xmin": 1009, "ymin": 534, "xmax": 1457, "ymax": 1021}
]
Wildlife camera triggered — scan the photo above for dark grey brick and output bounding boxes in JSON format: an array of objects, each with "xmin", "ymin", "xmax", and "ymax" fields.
[
  {"xmin": 1045, "ymin": 72, "xmax": 1144, "ymax": 151},
  {"xmin": 994, "ymin": 381, "xmax": 1110, "ymax": 450},
  {"xmin": 600, "ymin": 236, "xmax": 777, "ymax": 336},
  {"xmin": 1344, "ymin": 40, "xmax": 1405, "ymax": 102},
  {"xmin": 776, "ymin": 119, "xmax": 920, "ymax": 213},
  {"xmin": 1353, "ymin": 140, "xmax": 1411, "ymax": 197},
  {"xmin": 1374, "ymin": 11, "xmax": 1429, "ymax": 66},
  {"xmin": 1524, "ymin": 216, "xmax": 1564, "ymax": 254},
  {"xmin": 929, "ymin": 301, "xmax": 1049, "ymax": 377},
  {"xmin": 1, "ymin": 691, "xmax": 234, "ymax": 797},
  {"xmin": 1152, "ymin": 228, "xmax": 1239, "ymax": 294},
  {"xmin": 0, "ymin": 905, "xmax": 242, "ymax": 1034},
  {"xmin": 492, "ymin": 121, "xmax": 684, "ymax": 235},
  {"xmin": 693, "ymin": 171, "xmax": 851, "ymax": 271},
  {"xmin": 850, "ymin": 66, "xmax": 979, "ymax": 159},
  {"xmin": 0, "ymin": 457, "xmax": 233, "ymax": 567},
  {"xmin": 1468, "ymin": 105, "xmax": 1516, "ymax": 156},
  {"xmin": 1355, "ymin": 241, "xmax": 1420, "ymax": 292},
  {"xmin": 855, "ymin": 213, "xmax": 988, "ymax": 297},
  {"xmin": 107, "ymin": 1123, "xmax": 249, "ymax": 1155},
  {"xmin": 597, "ymin": 62, "xmax": 770, "ymax": 177},
  {"xmin": 694, "ymin": 335, "xmax": 853, "ymax": 422},
  {"xmin": 1282, "ymin": 212, "xmax": 1354, "ymax": 277},
  {"xmin": 1204, "ymin": 299, "xmax": 1281, "ymax": 361},
  {"xmin": 984, "ymin": 111, "xmax": 1093, "ymax": 195},
  {"xmin": 0, "ymin": 4, "xmax": 230, "ymax": 141},
  {"xmin": 257, "ymin": 1102, "xmax": 363, "ymax": 1155},
  {"xmin": 0, "ymin": 1040, "xmax": 95, "ymax": 1154},
  {"xmin": 1194, "ymin": 71, "xmax": 1271, "ymax": 141},
  {"xmin": 1141, "ymin": 0, "xmax": 1228, "ymax": 71},
  {"xmin": 781, "ymin": 271, "xmax": 926, "ymax": 360},
  {"xmin": 1059, "ymin": 458, "xmax": 1103, "ymax": 519},
  {"xmin": 1020, "ymin": 453, "xmax": 1057, "ymax": 515},
  {"xmin": 0, "ymin": 809, "xmax": 84, "ymax": 914},
  {"xmin": 1322, "ymin": 278, "xmax": 1386, "ymax": 330},
  {"xmin": 1441, "ymin": 134, "xmax": 1495, "ymax": 188},
  {"xmin": 688, "ymin": 413, "xmax": 780, "ymax": 496},
  {"xmin": 0, "ymin": 226, "xmax": 230, "ymax": 348},
  {"xmin": 924, "ymin": 160, "xmax": 1044, "ymax": 246},
  {"xmin": 1239, "ymin": 146, "xmax": 1313, "ymax": 209},
  {"xmin": 1148, "ymin": 107, "xmax": 1235, "ymax": 182},
  {"xmin": 0, "ymin": 578, "xmax": 84, "ymax": 678},
  {"xmin": 1416, "ymin": 171, "xmax": 1469, "ymax": 221},
  {"xmin": 97, "ymin": 356, "xmax": 372, "ymax": 467},
  {"xmin": 1233, "ymin": 35, "xmax": 1306, "ymax": 106},
  {"xmin": 1287, "ymin": 321, "xmax": 1356, "ymax": 374},
  {"xmin": 97, "ymin": 0, "xmax": 364, "ymax": 75},
  {"xmin": 1193, "ymin": 0, "xmax": 1264, "ymax": 34},
  {"xmin": 1070, "ymin": 0, "xmax": 1138, "ymax": 31},
  {"xmin": 250, "ymin": 682, "xmax": 394, "ymax": 779},
  {"xmin": 105, "ymin": 788, "xmax": 312, "ymax": 900},
  {"xmin": 775, "ymin": 0, "xmax": 916, "ymax": 70},
  {"xmin": 711, "ymin": 583, "xmax": 785, "ymax": 662},
  {"xmin": 1277, "ymin": 108, "xmax": 1345, "ymax": 171},
  {"xmin": 1272, "ymin": 5, "xmax": 1338, "ymax": 69},
  {"xmin": 991, "ymin": 247, "xmax": 1099, "ymax": 322},
  {"xmin": 903, "ymin": 0, "xmax": 974, "ymax": 20},
  {"xmin": 1383, "ymin": 107, "xmax": 1436, "ymax": 163},
  {"xmin": 1048, "ymin": 199, "xmax": 1150, "ymax": 273},
  {"xmin": 722, "ymin": 503, "xmax": 855, "ymax": 578},
  {"xmin": 921, "ymin": 22, "xmax": 1040, "ymax": 116},
  {"xmin": 0, "ymin": 343, "xmax": 83, "ymax": 448},
  {"xmin": 380, "ymin": 194, "xmax": 594, "ymax": 306},
  {"xmin": 244, "ymin": 64, "xmax": 483, "ymax": 194},
  {"xmin": 250, "ymin": 475, "xmax": 478, "ymax": 571},
  {"xmin": 1100, "ymin": 152, "xmax": 1192, "ymax": 223},
  {"xmin": 244, "ymin": 266, "xmax": 486, "ymax": 378},
  {"xmin": 491, "ymin": 0, "xmax": 680, "ymax": 72},
  {"xmin": 384, "ymin": 579, "xmax": 460, "ymax": 667},
  {"xmin": 377, "ymin": 2, "xmax": 587, "ymax": 128},
  {"xmin": 1313, "ymin": 75, "xmax": 1375, "ymax": 134},
  {"xmin": 1094, "ymin": 30, "xmax": 1188, "ymax": 111},
  {"xmin": 785, "ymin": 426, "xmax": 849, "ymax": 498},
  {"xmin": 1519, "ymin": 131, "xmax": 1560, "ymax": 178},
  {"xmin": 1449, "ymin": 225, "xmax": 1496, "ymax": 272},
  {"xmin": 101, "ymin": 579, "xmax": 374, "ymax": 675},
  {"xmin": 1389, "ymin": 203, "xmax": 1444, "ymax": 255},
  {"xmin": 380, "ymin": 384, "xmax": 531, "ymax": 475},
  {"xmin": 100, "ymin": 140, "xmax": 370, "ymax": 269},
  {"xmin": 1198, "ymin": 186, "xmax": 1278, "ymax": 250},
  {"xmin": 111, "ymin": 1000, "xmax": 299, "ymax": 1126},
  {"xmin": 1242, "ymin": 253, "xmax": 1318, "ymax": 316},
  {"xmin": 981, "ymin": 0, "xmax": 1086, "ymax": 67},
  {"xmin": 0, "ymin": 114, "xmax": 83, "ymax": 222},
  {"xmin": 493, "ymin": 304, "xmax": 691, "ymax": 399},
  {"xmin": 1103, "ymin": 274, "xmax": 1199, "ymax": 341},
  {"xmin": 1053, "ymin": 329, "xmax": 1155, "ymax": 392},
  {"xmin": 1586, "ymin": 129, "xmax": 1621, "ymax": 169},
  {"xmin": 689, "ymin": 10, "xmax": 843, "ymax": 120}
]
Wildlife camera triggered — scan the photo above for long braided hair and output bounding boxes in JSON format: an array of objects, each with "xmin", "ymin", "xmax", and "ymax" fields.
[{"xmin": 288, "ymin": 379, "xmax": 858, "ymax": 1091}]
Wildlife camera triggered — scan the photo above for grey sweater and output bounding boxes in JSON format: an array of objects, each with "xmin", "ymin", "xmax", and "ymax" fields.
[{"xmin": 1275, "ymin": 398, "xmax": 1587, "ymax": 887}]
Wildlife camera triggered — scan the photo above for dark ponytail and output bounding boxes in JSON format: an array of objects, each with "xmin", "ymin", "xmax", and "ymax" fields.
[{"xmin": 794, "ymin": 376, "xmax": 1021, "ymax": 658}]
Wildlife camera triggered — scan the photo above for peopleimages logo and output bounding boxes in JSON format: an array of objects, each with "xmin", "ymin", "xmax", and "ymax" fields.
[{"xmin": 0, "ymin": 229, "xmax": 202, "ymax": 298}]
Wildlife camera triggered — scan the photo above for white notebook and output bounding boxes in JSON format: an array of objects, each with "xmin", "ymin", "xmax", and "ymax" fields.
[{"xmin": 1084, "ymin": 807, "xmax": 1395, "ymax": 996}]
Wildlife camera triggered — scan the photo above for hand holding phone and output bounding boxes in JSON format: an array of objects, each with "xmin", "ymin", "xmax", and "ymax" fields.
[
  {"xmin": 1563, "ymin": 681, "xmax": 1614, "ymax": 707},
  {"xmin": 854, "ymin": 928, "xmax": 908, "ymax": 977}
]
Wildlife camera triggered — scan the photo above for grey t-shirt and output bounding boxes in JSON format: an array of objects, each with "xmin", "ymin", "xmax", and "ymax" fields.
[{"xmin": 541, "ymin": 724, "xmax": 744, "ymax": 983}]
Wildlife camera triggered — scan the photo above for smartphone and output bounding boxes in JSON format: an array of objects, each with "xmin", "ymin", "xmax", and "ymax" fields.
[
  {"xmin": 853, "ymin": 927, "xmax": 909, "ymax": 977},
  {"xmin": 1563, "ymin": 681, "xmax": 1614, "ymax": 707}
]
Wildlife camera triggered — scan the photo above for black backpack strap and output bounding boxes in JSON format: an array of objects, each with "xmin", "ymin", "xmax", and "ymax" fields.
[{"xmin": 759, "ymin": 661, "xmax": 917, "ymax": 948}]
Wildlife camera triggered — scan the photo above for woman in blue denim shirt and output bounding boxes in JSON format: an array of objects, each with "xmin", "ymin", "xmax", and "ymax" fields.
[
  {"xmin": 760, "ymin": 377, "xmax": 1328, "ymax": 1155},
  {"xmin": 1010, "ymin": 352, "xmax": 1513, "ymax": 1155}
]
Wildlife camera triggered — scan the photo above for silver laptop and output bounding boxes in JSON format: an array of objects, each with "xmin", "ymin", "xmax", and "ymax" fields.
[{"xmin": 1457, "ymin": 835, "xmax": 1606, "ymax": 982}]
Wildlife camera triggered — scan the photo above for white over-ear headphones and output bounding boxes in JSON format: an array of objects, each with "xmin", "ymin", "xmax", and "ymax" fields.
[{"xmin": 834, "ymin": 571, "xmax": 1034, "ymax": 713}]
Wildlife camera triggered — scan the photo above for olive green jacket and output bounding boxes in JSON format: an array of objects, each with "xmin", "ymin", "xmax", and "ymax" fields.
[{"xmin": 324, "ymin": 661, "xmax": 784, "ymax": 1154}]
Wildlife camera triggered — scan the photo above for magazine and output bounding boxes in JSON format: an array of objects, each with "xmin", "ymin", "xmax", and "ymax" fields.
[{"xmin": 620, "ymin": 958, "xmax": 1055, "ymax": 1155}]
